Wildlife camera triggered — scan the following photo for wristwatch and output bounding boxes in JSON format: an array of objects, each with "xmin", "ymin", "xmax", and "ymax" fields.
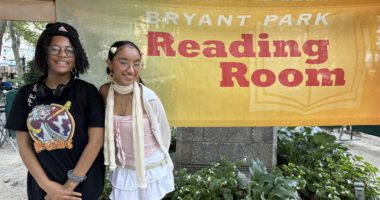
[{"xmin": 67, "ymin": 170, "xmax": 87, "ymax": 182}]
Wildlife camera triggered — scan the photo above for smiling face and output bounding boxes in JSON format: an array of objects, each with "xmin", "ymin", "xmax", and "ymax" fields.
[
  {"xmin": 108, "ymin": 45, "xmax": 143, "ymax": 86},
  {"xmin": 46, "ymin": 36, "xmax": 76, "ymax": 76}
]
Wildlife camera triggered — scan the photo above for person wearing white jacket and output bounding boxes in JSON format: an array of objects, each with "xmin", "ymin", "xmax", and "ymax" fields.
[{"xmin": 99, "ymin": 41, "xmax": 174, "ymax": 200}]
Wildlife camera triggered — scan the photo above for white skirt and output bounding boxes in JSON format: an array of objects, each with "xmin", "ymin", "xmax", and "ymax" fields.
[{"xmin": 108, "ymin": 149, "xmax": 175, "ymax": 200}]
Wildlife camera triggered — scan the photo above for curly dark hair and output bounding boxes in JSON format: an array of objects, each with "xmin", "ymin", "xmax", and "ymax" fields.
[{"xmin": 33, "ymin": 35, "xmax": 89, "ymax": 77}]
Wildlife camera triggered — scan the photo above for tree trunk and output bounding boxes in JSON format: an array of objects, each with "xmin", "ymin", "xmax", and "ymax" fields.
[
  {"xmin": 8, "ymin": 21, "xmax": 23, "ymax": 78},
  {"xmin": 0, "ymin": 20, "xmax": 6, "ymax": 59}
]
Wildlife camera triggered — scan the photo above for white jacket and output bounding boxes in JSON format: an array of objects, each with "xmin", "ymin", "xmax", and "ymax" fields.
[{"xmin": 141, "ymin": 84, "xmax": 171, "ymax": 154}]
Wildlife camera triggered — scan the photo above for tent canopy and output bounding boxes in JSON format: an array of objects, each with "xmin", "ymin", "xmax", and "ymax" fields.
[
  {"xmin": 1, "ymin": 0, "xmax": 380, "ymax": 22},
  {"xmin": 0, "ymin": 0, "xmax": 55, "ymax": 22}
]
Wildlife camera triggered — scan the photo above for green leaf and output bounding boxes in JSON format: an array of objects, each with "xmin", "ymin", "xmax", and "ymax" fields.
[
  {"xmin": 222, "ymin": 189, "xmax": 233, "ymax": 200},
  {"xmin": 249, "ymin": 159, "xmax": 267, "ymax": 179},
  {"xmin": 237, "ymin": 171, "xmax": 249, "ymax": 189},
  {"xmin": 270, "ymin": 186, "xmax": 301, "ymax": 200}
]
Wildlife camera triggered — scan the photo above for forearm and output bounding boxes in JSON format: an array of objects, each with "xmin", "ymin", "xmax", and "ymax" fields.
[
  {"xmin": 67, "ymin": 127, "xmax": 104, "ymax": 188},
  {"xmin": 16, "ymin": 131, "xmax": 52, "ymax": 191}
]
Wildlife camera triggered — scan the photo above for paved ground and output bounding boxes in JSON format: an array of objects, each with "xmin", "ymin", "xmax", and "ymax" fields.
[
  {"xmin": 0, "ymin": 142, "xmax": 27, "ymax": 200},
  {"xmin": 0, "ymin": 103, "xmax": 28, "ymax": 200},
  {"xmin": 329, "ymin": 129, "xmax": 380, "ymax": 171}
]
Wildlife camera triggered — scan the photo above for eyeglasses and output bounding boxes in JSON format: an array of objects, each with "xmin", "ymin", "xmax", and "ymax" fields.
[
  {"xmin": 47, "ymin": 45, "xmax": 75, "ymax": 57},
  {"xmin": 116, "ymin": 58, "xmax": 144, "ymax": 70}
]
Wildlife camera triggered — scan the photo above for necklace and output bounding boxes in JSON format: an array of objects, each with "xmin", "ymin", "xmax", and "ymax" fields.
[{"xmin": 115, "ymin": 93, "xmax": 132, "ymax": 115}]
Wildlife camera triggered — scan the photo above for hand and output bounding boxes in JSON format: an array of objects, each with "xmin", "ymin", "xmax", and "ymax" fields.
[
  {"xmin": 63, "ymin": 179, "xmax": 80, "ymax": 192},
  {"xmin": 43, "ymin": 181, "xmax": 82, "ymax": 200}
]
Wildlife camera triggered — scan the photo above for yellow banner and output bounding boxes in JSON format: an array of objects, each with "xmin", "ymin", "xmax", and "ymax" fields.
[{"xmin": 56, "ymin": 0, "xmax": 380, "ymax": 126}]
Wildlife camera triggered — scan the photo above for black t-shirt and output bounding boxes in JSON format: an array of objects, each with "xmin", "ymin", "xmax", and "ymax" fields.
[{"xmin": 6, "ymin": 79, "xmax": 105, "ymax": 200}]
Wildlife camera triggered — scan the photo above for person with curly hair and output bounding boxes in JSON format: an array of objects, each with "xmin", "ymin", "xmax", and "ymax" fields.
[{"xmin": 6, "ymin": 22, "xmax": 105, "ymax": 200}]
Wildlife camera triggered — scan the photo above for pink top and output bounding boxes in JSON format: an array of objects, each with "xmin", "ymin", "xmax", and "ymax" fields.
[{"xmin": 114, "ymin": 115, "xmax": 160, "ymax": 167}]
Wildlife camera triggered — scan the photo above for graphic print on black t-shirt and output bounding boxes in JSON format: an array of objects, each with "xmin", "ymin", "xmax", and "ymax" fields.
[{"xmin": 27, "ymin": 101, "xmax": 75, "ymax": 153}]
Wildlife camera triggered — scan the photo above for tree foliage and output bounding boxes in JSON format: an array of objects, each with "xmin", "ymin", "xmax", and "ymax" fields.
[
  {"xmin": 0, "ymin": 20, "xmax": 46, "ymax": 81},
  {"xmin": 23, "ymin": 60, "xmax": 42, "ymax": 84},
  {"xmin": 12, "ymin": 21, "xmax": 45, "ymax": 45}
]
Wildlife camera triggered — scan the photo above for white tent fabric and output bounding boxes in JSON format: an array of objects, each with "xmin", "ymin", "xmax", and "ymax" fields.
[
  {"xmin": 1, "ymin": 0, "xmax": 379, "ymax": 22},
  {"xmin": 0, "ymin": 0, "xmax": 55, "ymax": 22}
]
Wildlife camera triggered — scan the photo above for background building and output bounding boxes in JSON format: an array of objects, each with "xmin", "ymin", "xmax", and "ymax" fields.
[{"xmin": 0, "ymin": 32, "xmax": 35, "ymax": 79}]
